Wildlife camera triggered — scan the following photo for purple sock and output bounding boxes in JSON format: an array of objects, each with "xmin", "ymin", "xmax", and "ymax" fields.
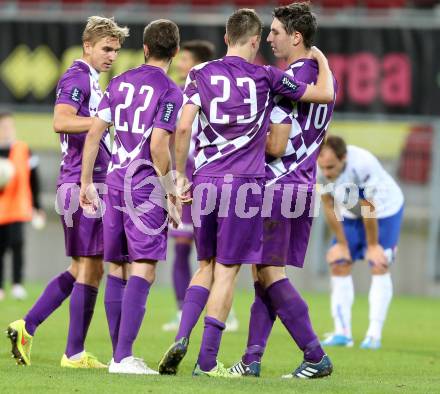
[
  {"xmin": 114, "ymin": 276, "xmax": 150, "ymax": 363},
  {"xmin": 267, "ymin": 278, "xmax": 325, "ymax": 363},
  {"xmin": 175, "ymin": 285, "xmax": 209, "ymax": 341},
  {"xmin": 24, "ymin": 271, "xmax": 75, "ymax": 336},
  {"xmin": 104, "ymin": 275, "xmax": 127, "ymax": 355},
  {"xmin": 197, "ymin": 316, "xmax": 225, "ymax": 371},
  {"xmin": 172, "ymin": 243, "xmax": 192, "ymax": 309},
  {"xmin": 242, "ymin": 282, "xmax": 276, "ymax": 364},
  {"xmin": 65, "ymin": 283, "xmax": 98, "ymax": 358}
]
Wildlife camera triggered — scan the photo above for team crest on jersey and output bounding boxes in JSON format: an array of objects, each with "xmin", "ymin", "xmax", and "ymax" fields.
[
  {"xmin": 162, "ymin": 102, "xmax": 175, "ymax": 123},
  {"xmin": 281, "ymin": 76, "xmax": 298, "ymax": 92},
  {"xmin": 70, "ymin": 87, "xmax": 81, "ymax": 102}
]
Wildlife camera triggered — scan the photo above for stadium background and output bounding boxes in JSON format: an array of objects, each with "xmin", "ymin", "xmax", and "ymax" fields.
[{"xmin": 1, "ymin": 0, "xmax": 440, "ymax": 297}]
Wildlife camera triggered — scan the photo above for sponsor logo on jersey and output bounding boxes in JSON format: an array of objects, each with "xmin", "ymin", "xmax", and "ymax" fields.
[
  {"xmin": 71, "ymin": 87, "xmax": 81, "ymax": 102},
  {"xmin": 281, "ymin": 76, "xmax": 298, "ymax": 92},
  {"xmin": 162, "ymin": 102, "xmax": 175, "ymax": 123}
]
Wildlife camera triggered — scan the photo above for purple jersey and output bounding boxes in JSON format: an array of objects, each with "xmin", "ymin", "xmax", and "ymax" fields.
[
  {"xmin": 266, "ymin": 59, "xmax": 337, "ymax": 186},
  {"xmin": 183, "ymin": 56, "xmax": 307, "ymax": 178},
  {"xmin": 97, "ymin": 64, "xmax": 182, "ymax": 190},
  {"xmin": 55, "ymin": 60, "xmax": 111, "ymax": 185},
  {"xmin": 178, "ymin": 84, "xmax": 198, "ymax": 181}
]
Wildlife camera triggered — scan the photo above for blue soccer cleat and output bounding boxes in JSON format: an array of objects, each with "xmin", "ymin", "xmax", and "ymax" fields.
[
  {"xmin": 282, "ymin": 355, "xmax": 333, "ymax": 379},
  {"xmin": 360, "ymin": 336, "xmax": 381, "ymax": 350},
  {"xmin": 228, "ymin": 359, "xmax": 261, "ymax": 377},
  {"xmin": 321, "ymin": 333, "xmax": 354, "ymax": 347}
]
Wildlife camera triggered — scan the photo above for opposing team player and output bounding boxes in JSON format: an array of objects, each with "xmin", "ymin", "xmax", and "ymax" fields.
[
  {"xmin": 80, "ymin": 19, "xmax": 182, "ymax": 374},
  {"xmin": 6, "ymin": 16, "xmax": 129, "ymax": 368},
  {"xmin": 229, "ymin": 2, "xmax": 336, "ymax": 379},
  {"xmin": 159, "ymin": 8, "xmax": 334, "ymax": 377},
  {"xmin": 318, "ymin": 136, "xmax": 404, "ymax": 349}
]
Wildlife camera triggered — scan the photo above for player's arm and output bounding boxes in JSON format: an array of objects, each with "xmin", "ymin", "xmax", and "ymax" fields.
[
  {"xmin": 321, "ymin": 192, "xmax": 351, "ymax": 264},
  {"xmin": 175, "ymin": 104, "xmax": 199, "ymax": 174},
  {"xmin": 79, "ymin": 117, "xmax": 109, "ymax": 209},
  {"xmin": 322, "ymin": 193, "xmax": 346, "ymax": 244},
  {"xmin": 360, "ymin": 198, "xmax": 387, "ymax": 267},
  {"xmin": 151, "ymin": 128, "xmax": 172, "ymax": 177},
  {"xmin": 271, "ymin": 46, "xmax": 334, "ymax": 105},
  {"xmin": 266, "ymin": 123, "xmax": 290, "ymax": 157},
  {"xmin": 53, "ymin": 104, "xmax": 93, "ymax": 134},
  {"xmin": 300, "ymin": 46, "xmax": 334, "ymax": 104}
]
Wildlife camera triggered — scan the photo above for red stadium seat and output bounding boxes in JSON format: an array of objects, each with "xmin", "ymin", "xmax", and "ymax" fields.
[
  {"xmin": 147, "ymin": 0, "xmax": 178, "ymax": 5},
  {"xmin": 232, "ymin": 0, "xmax": 267, "ymax": 6},
  {"xmin": 319, "ymin": 0, "xmax": 358, "ymax": 7},
  {"xmin": 363, "ymin": 0, "xmax": 407, "ymax": 8},
  {"xmin": 398, "ymin": 125, "xmax": 433, "ymax": 184},
  {"xmin": 190, "ymin": 0, "xmax": 220, "ymax": 6}
]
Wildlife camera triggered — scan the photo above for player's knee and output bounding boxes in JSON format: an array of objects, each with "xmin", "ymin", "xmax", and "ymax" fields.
[
  {"xmin": 330, "ymin": 262, "xmax": 352, "ymax": 276},
  {"xmin": 371, "ymin": 264, "xmax": 389, "ymax": 275}
]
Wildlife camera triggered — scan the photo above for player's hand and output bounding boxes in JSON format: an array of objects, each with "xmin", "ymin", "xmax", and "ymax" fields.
[
  {"xmin": 176, "ymin": 174, "xmax": 192, "ymax": 204},
  {"xmin": 167, "ymin": 193, "xmax": 182, "ymax": 228},
  {"xmin": 326, "ymin": 242, "xmax": 351, "ymax": 265},
  {"xmin": 310, "ymin": 46, "xmax": 326, "ymax": 62},
  {"xmin": 366, "ymin": 244, "xmax": 388, "ymax": 268},
  {"xmin": 80, "ymin": 182, "xmax": 99, "ymax": 214}
]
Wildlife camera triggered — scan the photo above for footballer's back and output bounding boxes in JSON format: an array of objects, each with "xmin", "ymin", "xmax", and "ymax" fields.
[
  {"xmin": 98, "ymin": 64, "xmax": 182, "ymax": 189},
  {"xmin": 185, "ymin": 56, "xmax": 305, "ymax": 178}
]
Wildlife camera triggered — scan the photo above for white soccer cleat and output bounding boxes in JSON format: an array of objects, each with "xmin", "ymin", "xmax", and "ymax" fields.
[
  {"xmin": 11, "ymin": 285, "xmax": 27, "ymax": 300},
  {"xmin": 109, "ymin": 356, "xmax": 159, "ymax": 375},
  {"xmin": 225, "ymin": 310, "xmax": 239, "ymax": 332},
  {"xmin": 162, "ymin": 311, "xmax": 182, "ymax": 332}
]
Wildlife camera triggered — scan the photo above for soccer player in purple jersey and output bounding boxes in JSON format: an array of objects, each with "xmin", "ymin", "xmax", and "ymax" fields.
[
  {"xmin": 229, "ymin": 3, "xmax": 336, "ymax": 379},
  {"xmin": 6, "ymin": 16, "xmax": 129, "ymax": 368},
  {"xmin": 162, "ymin": 40, "xmax": 218, "ymax": 332},
  {"xmin": 158, "ymin": 8, "xmax": 334, "ymax": 377},
  {"xmin": 80, "ymin": 19, "xmax": 182, "ymax": 375}
]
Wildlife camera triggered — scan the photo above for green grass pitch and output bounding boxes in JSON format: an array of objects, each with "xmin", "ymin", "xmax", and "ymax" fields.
[{"xmin": 0, "ymin": 285, "xmax": 438, "ymax": 393}]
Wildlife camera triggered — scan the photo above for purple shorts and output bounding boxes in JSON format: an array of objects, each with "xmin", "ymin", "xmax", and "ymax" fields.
[
  {"xmin": 262, "ymin": 184, "xmax": 314, "ymax": 268},
  {"xmin": 192, "ymin": 175, "xmax": 263, "ymax": 265},
  {"xmin": 57, "ymin": 183, "xmax": 103, "ymax": 257},
  {"xmin": 103, "ymin": 186, "xmax": 168, "ymax": 263},
  {"xmin": 169, "ymin": 203, "xmax": 193, "ymax": 238}
]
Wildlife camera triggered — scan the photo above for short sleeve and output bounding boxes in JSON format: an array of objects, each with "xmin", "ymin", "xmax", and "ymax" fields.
[
  {"xmin": 97, "ymin": 82, "xmax": 112, "ymax": 123},
  {"xmin": 353, "ymin": 151, "xmax": 383, "ymax": 201},
  {"xmin": 183, "ymin": 69, "xmax": 201, "ymax": 107},
  {"xmin": 153, "ymin": 85, "xmax": 183, "ymax": 133},
  {"xmin": 267, "ymin": 66, "xmax": 307, "ymax": 103},
  {"xmin": 270, "ymin": 95, "xmax": 294, "ymax": 125},
  {"xmin": 55, "ymin": 72, "xmax": 89, "ymax": 111}
]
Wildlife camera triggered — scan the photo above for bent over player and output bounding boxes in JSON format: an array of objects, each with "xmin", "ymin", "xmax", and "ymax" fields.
[{"xmin": 318, "ymin": 136, "xmax": 404, "ymax": 350}]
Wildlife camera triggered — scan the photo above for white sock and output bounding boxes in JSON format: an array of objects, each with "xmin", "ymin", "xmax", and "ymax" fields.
[
  {"xmin": 330, "ymin": 275, "xmax": 354, "ymax": 338},
  {"xmin": 69, "ymin": 351, "xmax": 85, "ymax": 361},
  {"xmin": 367, "ymin": 273, "xmax": 393, "ymax": 340}
]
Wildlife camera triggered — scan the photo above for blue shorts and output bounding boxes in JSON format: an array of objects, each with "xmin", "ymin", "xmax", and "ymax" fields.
[{"xmin": 332, "ymin": 206, "xmax": 404, "ymax": 264}]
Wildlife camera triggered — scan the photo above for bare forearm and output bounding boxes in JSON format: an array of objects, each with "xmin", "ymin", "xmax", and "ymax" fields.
[
  {"xmin": 363, "ymin": 216, "xmax": 379, "ymax": 246},
  {"xmin": 324, "ymin": 200, "xmax": 347, "ymax": 244},
  {"xmin": 151, "ymin": 148, "xmax": 171, "ymax": 177},
  {"xmin": 314, "ymin": 55, "xmax": 333, "ymax": 102},
  {"xmin": 175, "ymin": 127, "xmax": 191, "ymax": 174},
  {"xmin": 81, "ymin": 133, "xmax": 100, "ymax": 184},
  {"xmin": 54, "ymin": 113, "xmax": 93, "ymax": 134}
]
